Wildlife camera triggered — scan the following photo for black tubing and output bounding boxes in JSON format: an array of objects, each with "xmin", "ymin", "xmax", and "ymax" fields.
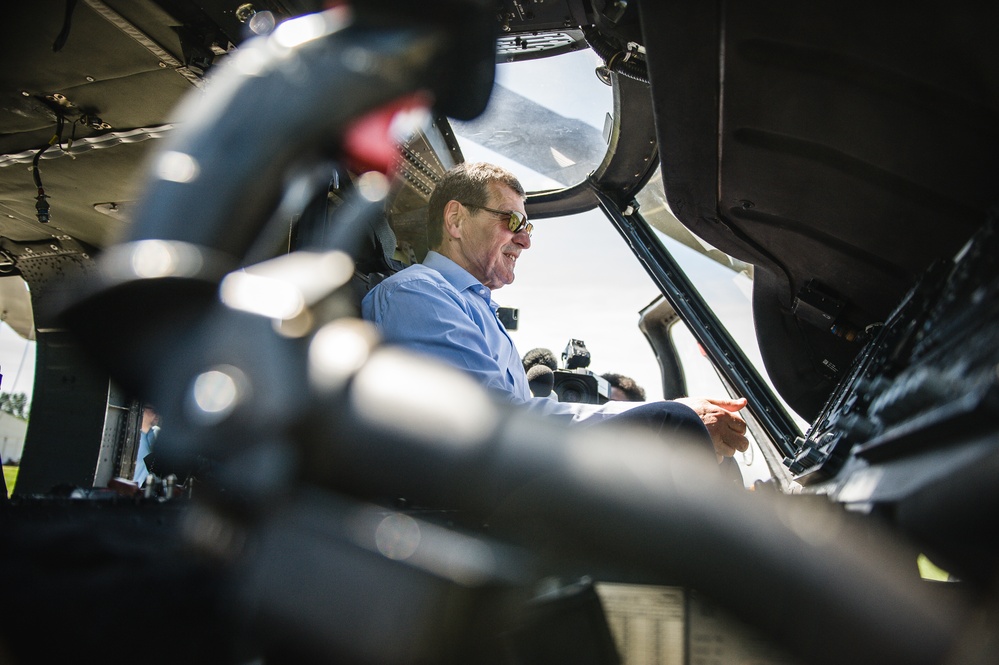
[{"xmin": 307, "ymin": 345, "xmax": 972, "ymax": 665}]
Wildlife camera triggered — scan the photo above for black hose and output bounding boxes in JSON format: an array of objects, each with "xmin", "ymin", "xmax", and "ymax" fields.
[
  {"xmin": 306, "ymin": 345, "xmax": 973, "ymax": 665},
  {"xmin": 31, "ymin": 116, "xmax": 63, "ymax": 223},
  {"xmin": 53, "ymin": 0, "xmax": 80, "ymax": 52},
  {"xmin": 31, "ymin": 144, "xmax": 50, "ymax": 190}
]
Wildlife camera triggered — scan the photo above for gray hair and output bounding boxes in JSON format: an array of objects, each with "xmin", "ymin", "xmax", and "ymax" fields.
[{"xmin": 427, "ymin": 162, "xmax": 525, "ymax": 249}]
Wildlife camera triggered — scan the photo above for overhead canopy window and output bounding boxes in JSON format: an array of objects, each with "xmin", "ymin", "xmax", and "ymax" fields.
[{"xmin": 450, "ymin": 48, "xmax": 613, "ymax": 192}]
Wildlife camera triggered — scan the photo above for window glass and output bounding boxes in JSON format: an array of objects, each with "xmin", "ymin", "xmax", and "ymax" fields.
[
  {"xmin": 496, "ymin": 208, "xmax": 782, "ymax": 486},
  {"xmin": 0, "ymin": 275, "xmax": 36, "ymax": 490},
  {"xmin": 450, "ymin": 48, "xmax": 613, "ymax": 192},
  {"xmin": 638, "ymin": 176, "xmax": 810, "ymax": 431},
  {"xmin": 668, "ymin": 320, "xmax": 775, "ymax": 485},
  {"xmin": 498, "ymin": 208, "xmax": 666, "ymax": 403},
  {"xmin": 445, "ymin": 45, "xmax": 805, "ymax": 483}
]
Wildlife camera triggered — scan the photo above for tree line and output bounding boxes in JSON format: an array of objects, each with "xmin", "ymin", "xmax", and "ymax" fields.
[{"xmin": 0, "ymin": 392, "xmax": 29, "ymax": 420}]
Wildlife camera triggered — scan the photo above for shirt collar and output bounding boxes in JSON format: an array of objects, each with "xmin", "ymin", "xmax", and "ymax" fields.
[{"xmin": 423, "ymin": 251, "xmax": 497, "ymax": 309}]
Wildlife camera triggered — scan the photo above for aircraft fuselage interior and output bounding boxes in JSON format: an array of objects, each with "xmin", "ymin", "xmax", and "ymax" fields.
[{"xmin": 1, "ymin": 1, "xmax": 997, "ymax": 664}]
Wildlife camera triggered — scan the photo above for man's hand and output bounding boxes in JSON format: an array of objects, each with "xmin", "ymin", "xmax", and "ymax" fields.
[{"xmin": 674, "ymin": 396, "xmax": 749, "ymax": 461}]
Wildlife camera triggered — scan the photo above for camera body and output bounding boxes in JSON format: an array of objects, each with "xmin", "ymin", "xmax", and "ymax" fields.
[
  {"xmin": 562, "ymin": 338, "xmax": 590, "ymax": 369},
  {"xmin": 553, "ymin": 339, "xmax": 610, "ymax": 404}
]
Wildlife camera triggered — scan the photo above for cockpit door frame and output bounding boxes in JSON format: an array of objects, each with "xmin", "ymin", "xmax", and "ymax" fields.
[{"xmin": 592, "ymin": 186, "xmax": 802, "ymax": 463}]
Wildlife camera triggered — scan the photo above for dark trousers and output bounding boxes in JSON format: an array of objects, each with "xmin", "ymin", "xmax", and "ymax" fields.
[
  {"xmin": 600, "ymin": 401, "xmax": 743, "ymax": 484},
  {"xmin": 603, "ymin": 401, "xmax": 711, "ymax": 447}
]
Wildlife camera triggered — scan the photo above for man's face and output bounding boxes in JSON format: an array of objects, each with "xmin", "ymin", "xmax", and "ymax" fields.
[
  {"xmin": 454, "ymin": 183, "xmax": 531, "ymax": 290},
  {"xmin": 142, "ymin": 407, "xmax": 159, "ymax": 430}
]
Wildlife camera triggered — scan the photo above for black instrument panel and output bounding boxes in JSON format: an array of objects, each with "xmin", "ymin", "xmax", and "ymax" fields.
[{"xmin": 786, "ymin": 211, "xmax": 999, "ymax": 580}]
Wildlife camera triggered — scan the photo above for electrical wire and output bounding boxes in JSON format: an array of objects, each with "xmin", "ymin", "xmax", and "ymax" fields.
[
  {"xmin": 31, "ymin": 115, "xmax": 66, "ymax": 223},
  {"xmin": 52, "ymin": 0, "xmax": 80, "ymax": 52}
]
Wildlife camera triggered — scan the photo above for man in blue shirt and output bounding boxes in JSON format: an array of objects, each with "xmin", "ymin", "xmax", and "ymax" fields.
[
  {"xmin": 362, "ymin": 162, "xmax": 749, "ymax": 462},
  {"xmin": 132, "ymin": 404, "xmax": 160, "ymax": 486}
]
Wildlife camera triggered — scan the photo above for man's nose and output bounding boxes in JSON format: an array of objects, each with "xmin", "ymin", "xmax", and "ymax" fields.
[{"xmin": 514, "ymin": 229, "xmax": 531, "ymax": 249}]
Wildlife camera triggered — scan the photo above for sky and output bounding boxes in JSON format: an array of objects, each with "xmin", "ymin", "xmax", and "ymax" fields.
[
  {"xmin": 494, "ymin": 206, "xmax": 671, "ymax": 401},
  {"xmin": 0, "ymin": 321, "xmax": 34, "ymax": 402}
]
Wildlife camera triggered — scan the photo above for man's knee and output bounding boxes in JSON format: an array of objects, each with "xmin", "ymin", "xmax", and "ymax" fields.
[{"xmin": 608, "ymin": 401, "xmax": 711, "ymax": 447}]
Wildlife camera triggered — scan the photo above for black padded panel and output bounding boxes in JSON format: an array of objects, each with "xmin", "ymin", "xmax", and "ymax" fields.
[{"xmin": 638, "ymin": 0, "xmax": 999, "ymax": 418}]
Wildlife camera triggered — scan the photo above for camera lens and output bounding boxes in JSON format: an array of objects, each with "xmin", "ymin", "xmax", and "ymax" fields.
[{"xmin": 554, "ymin": 375, "xmax": 598, "ymax": 404}]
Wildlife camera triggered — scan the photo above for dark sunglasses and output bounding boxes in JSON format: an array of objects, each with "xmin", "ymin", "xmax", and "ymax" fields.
[{"xmin": 457, "ymin": 201, "xmax": 533, "ymax": 236}]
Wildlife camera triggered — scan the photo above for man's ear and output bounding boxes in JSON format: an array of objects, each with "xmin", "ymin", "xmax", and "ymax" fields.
[{"xmin": 442, "ymin": 199, "xmax": 464, "ymax": 240}]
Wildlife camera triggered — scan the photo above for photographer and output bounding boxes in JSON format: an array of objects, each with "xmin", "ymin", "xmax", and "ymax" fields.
[
  {"xmin": 602, "ymin": 373, "xmax": 646, "ymax": 402},
  {"xmin": 131, "ymin": 404, "xmax": 160, "ymax": 486},
  {"xmin": 525, "ymin": 340, "xmax": 648, "ymax": 404},
  {"xmin": 361, "ymin": 162, "xmax": 748, "ymax": 463},
  {"xmin": 524, "ymin": 340, "xmax": 619, "ymax": 405}
]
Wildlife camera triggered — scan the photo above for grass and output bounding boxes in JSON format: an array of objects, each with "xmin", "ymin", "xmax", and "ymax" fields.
[
  {"xmin": 917, "ymin": 554, "xmax": 952, "ymax": 582},
  {"xmin": 3, "ymin": 465, "xmax": 17, "ymax": 495}
]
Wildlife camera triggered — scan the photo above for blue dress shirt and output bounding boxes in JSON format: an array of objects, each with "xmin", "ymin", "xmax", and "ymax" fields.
[
  {"xmin": 361, "ymin": 251, "xmax": 638, "ymax": 423},
  {"xmin": 132, "ymin": 425, "xmax": 159, "ymax": 485}
]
